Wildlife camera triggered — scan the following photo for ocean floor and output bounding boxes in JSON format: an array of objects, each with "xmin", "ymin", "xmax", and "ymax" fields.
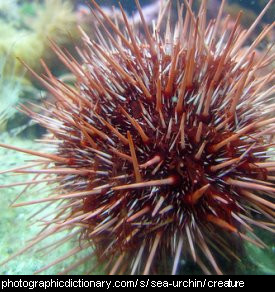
[{"xmin": 0, "ymin": 134, "xmax": 100, "ymax": 275}]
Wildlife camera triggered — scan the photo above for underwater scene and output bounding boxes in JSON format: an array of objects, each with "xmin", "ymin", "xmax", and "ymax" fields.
[{"xmin": 0, "ymin": 0, "xmax": 274, "ymax": 275}]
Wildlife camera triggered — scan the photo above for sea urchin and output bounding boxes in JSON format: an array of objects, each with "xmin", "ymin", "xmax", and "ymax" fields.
[{"xmin": 0, "ymin": 0, "xmax": 274, "ymax": 275}]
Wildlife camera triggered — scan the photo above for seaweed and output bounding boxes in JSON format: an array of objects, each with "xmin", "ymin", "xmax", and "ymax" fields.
[
  {"xmin": 0, "ymin": 0, "xmax": 78, "ymax": 130},
  {"xmin": 0, "ymin": 55, "xmax": 23, "ymax": 131},
  {"xmin": 0, "ymin": 0, "xmax": 77, "ymax": 75}
]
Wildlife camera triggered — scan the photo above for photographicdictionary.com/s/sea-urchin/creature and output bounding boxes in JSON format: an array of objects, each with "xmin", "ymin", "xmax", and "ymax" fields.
[{"xmin": 0, "ymin": 0, "xmax": 274, "ymax": 275}]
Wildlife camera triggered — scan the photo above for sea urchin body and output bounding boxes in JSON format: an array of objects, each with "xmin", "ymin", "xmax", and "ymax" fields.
[{"xmin": 0, "ymin": 0, "xmax": 274, "ymax": 275}]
